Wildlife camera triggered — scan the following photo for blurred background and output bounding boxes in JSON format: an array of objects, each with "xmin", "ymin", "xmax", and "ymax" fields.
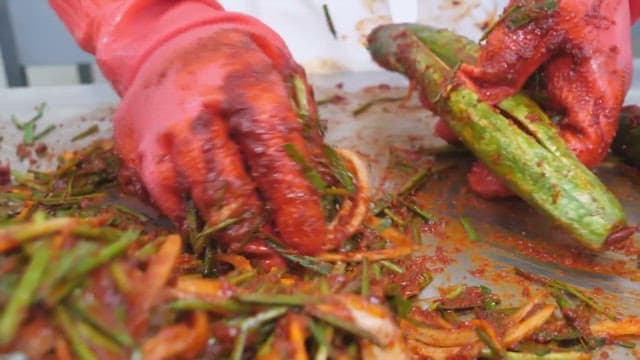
[{"xmin": 1, "ymin": 0, "xmax": 639, "ymax": 88}]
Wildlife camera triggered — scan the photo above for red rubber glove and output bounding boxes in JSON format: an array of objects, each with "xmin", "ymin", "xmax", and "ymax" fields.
[
  {"xmin": 436, "ymin": 0, "xmax": 639, "ymax": 198},
  {"xmin": 49, "ymin": 0, "xmax": 331, "ymax": 260}
]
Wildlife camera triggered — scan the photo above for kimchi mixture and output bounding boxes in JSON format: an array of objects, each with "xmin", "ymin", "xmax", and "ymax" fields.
[{"xmin": 2, "ymin": 92, "xmax": 640, "ymax": 359}]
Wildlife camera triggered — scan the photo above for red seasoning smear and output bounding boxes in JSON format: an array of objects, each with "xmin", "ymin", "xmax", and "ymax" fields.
[{"xmin": 0, "ymin": 164, "xmax": 10, "ymax": 185}]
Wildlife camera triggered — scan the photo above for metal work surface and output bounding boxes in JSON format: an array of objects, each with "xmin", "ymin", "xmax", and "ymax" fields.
[{"xmin": 1, "ymin": 71, "xmax": 640, "ymax": 358}]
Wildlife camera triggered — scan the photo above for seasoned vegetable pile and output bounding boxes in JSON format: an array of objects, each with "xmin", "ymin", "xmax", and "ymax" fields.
[{"xmin": 1, "ymin": 139, "xmax": 640, "ymax": 359}]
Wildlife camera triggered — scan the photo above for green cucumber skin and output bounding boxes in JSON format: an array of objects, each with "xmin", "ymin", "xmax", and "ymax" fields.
[{"xmin": 367, "ymin": 23, "xmax": 625, "ymax": 249}]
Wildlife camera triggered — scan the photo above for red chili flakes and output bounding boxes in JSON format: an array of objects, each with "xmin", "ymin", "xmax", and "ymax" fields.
[
  {"xmin": 34, "ymin": 143, "xmax": 48, "ymax": 157},
  {"xmin": 329, "ymin": 94, "xmax": 348, "ymax": 105},
  {"xmin": 389, "ymin": 256, "xmax": 434, "ymax": 297},
  {"xmin": 468, "ymin": 266, "xmax": 487, "ymax": 278},
  {"xmin": 592, "ymin": 287, "xmax": 604, "ymax": 296},
  {"xmin": 0, "ymin": 164, "xmax": 10, "ymax": 185},
  {"xmin": 16, "ymin": 143, "xmax": 31, "ymax": 160}
]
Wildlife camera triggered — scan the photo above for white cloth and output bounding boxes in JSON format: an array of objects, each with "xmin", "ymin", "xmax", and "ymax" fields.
[{"xmin": 218, "ymin": 0, "xmax": 508, "ymax": 73}]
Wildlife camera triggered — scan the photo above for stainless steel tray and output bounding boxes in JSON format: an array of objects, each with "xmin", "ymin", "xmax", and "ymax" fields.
[{"xmin": 1, "ymin": 71, "xmax": 639, "ymax": 358}]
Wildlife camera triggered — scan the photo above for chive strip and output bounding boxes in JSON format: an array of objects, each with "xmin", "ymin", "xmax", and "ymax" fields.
[
  {"xmin": 11, "ymin": 171, "xmax": 48, "ymax": 192},
  {"xmin": 71, "ymin": 224, "xmax": 119, "ymax": 240},
  {"xmin": 35, "ymin": 193, "xmax": 106, "ymax": 206},
  {"xmin": 372, "ymin": 263, "xmax": 381, "ymax": 278},
  {"xmin": 550, "ymin": 287, "xmax": 572, "ymax": 311},
  {"xmin": 460, "ymin": 217, "xmax": 479, "ymax": 242},
  {"xmin": 515, "ymin": 268, "xmax": 615, "ymax": 319},
  {"xmin": 389, "ymin": 162, "xmax": 454, "ymax": 211},
  {"xmin": 309, "ymin": 321, "xmax": 333, "ymax": 360},
  {"xmin": 398, "ymin": 168, "xmax": 430, "ymax": 196},
  {"xmin": 256, "ymin": 333, "xmax": 275, "ymax": 357},
  {"xmin": 480, "ymin": 0, "xmax": 557, "ymax": 42},
  {"xmin": 476, "ymin": 326, "xmax": 505, "ymax": 358},
  {"xmin": 283, "ymin": 143, "xmax": 327, "ymax": 192},
  {"xmin": 479, "ymin": 5, "xmax": 517, "ymax": 41},
  {"xmin": 324, "ymin": 146, "xmax": 356, "ymax": 193},
  {"xmin": 66, "ymin": 300, "xmax": 133, "ymax": 347},
  {"xmin": 51, "ymin": 230, "xmax": 140, "ymax": 303},
  {"xmin": 1, "ymin": 217, "xmax": 75, "ymax": 244},
  {"xmin": 0, "ymin": 245, "xmax": 50, "ymax": 345},
  {"xmin": 203, "ymin": 240, "xmax": 215, "ymax": 278},
  {"xmin": 400, "ymin": 199, "xmax": 437, "ymax": 222},
  {"xmin": 322, "ymin": 4, "xmax": 337, "ymax": 39},
  {"xmin": 113, "ymin": 204, "xmax": 148, "ymax": 222},
  {"xmin": 446, "ymin": 284, "xmax": 465, "ymax": 299},
  {"xmin": 54, "ymin": 307, "xmax": 99, "ymax": 360},
  {"xmin": 383, "ymin": 208, "xmax": 406, "ymax": 226},
  {"xmin": 75, "ymin": 320, "xmax": 122, "ymax": 354},
  {"xmin": 614, "ymin": 341, "xmax": 636, "ymax": 349},
  {"xmin": 16, "ymin": 103, "xmax": 47, "ymax": 129},
  {"xmin": 411, "ymin": 220, "xmax": 422, "ymax": 244},
  {"xmin": 496, "ymin": 350, "xmax": 589, "ymax": 360},
  {"xmin": 264, "ymin": 236, "xmax": 333, "ymax": 275},
  {"xmin": 12, "ymin": 103, "xmax": 47, "ymax": 145},
  {"xmin": 196, "ymin": 217, "xmax": 241, "ymax": 261},
  {"xmin": 548, "ymin": 280, "xmax": 613, "ymax": 319},
  {"xmin": 379, "ymin": 260, "xmax": 404, "ymax": 274},
  {"xmin": 292, "ymin": 75, "xmax": 310, "ymax": 119},
  {"xmin": 308, "ymin": 310, "xmax": 383, "ymax": 347},
  {"xmin": 197, "ymin": 217, "xmax": 241, "ymax": 241},
  {"xmin": 230, "ymin": 307, "xmax": 288, "ymax": 360},
  {"xmin": 361, "ymin": 257, "xmax": 370, "ymax": 297},
  {"xmin": 417, "ymin": 271, "xmax": 433, "ymax": 289},
  {"xmin": 71, "ymin": 124, "xmax": 100, "ymax": 142},
  {"xmin": 550, "ymin": 329, "xmax": 581, "ymax": 341},
  {"xmin": 11, "ymin": 115, "xmax": 24, "ymax": 130},
  {"xmin": 22, "ymin": 122, "xmax": 36, "ymax": 145},
  {"xmin": 372, "ymin": 196, "xmax": 393, "ymax": 215},
  {"xmin": 109, "ymin": 262, "xmax": 132, "ymax": 294},
  {"xmin": 166, "ymin": 299, "xmax": 246, "ymax": 313},
  {"xmin": 226, "ymin": 269, "xmax": 257, "ymax": 285},
  {"xmin": 236, "ymin": 293, "xmax": 320, "ymax": 306},
  {"xmin": 352, "ymin": 96, "xmax": 405, "ymax": 116},
  {"xmin": 39, "ymin": 242, "xmax": 97, "ymax": 296},
  {"xmin": 507, "ymin": 0, "xmax": 557, "ymax": 29},
  {"xmin": 316, "ymin": 96, "xmax": 334, "ymax": 106},
  {"xmin": 33, "ymin": 124, "xmax": 56, "ymax": 142},
  {"xmin": 324, "ymin": 187, "xmax": 351, "ymax": 196}
]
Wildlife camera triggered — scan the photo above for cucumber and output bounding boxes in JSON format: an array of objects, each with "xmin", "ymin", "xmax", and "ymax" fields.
[{"xmin": 367, "ymin": 24, "xmax": 626, "ymax": 250}]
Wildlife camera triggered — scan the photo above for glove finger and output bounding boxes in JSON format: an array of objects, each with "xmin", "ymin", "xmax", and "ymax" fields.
[
  {"xmin": 136, "ymin": 140, "xmax": 187, "ymax": 228},
  {"xmin": 467, "ymin": 162, "xmax": 513, "ymax": 198},
  {"xmin": 544, "ymin": 54, "xmax": 628, "ymax": 167},
  {"xmin": 434, "ymin": 119, "xmax": 461, "ymax": 144},
  {"xmin": 170, "ymin": 109, "xmax": 263, "ymax": 251},
  {"xmin": 458, "ymin": 1, "xmax": 563, "ymax": 103},
  {"xmin": 218, "ymin": 33, "xmax": 328, "ymax": 255}
]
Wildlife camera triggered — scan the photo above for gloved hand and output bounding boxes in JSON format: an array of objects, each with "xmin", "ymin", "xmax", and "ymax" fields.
[
  {"xmin": 436, "ymin": 0, "xmax": 639, "ymax": 197},
  {"xmin": 49, "ymin": 0, "xmax": 343, "ymax": 261}
]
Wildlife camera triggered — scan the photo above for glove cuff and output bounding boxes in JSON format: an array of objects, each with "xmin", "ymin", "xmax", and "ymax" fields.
[{"xmin": 50, "ymin": 0, "xmax": 294, "ymax": 96}]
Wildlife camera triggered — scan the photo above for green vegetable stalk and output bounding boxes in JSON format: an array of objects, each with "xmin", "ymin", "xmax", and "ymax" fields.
[{"xmin": 366, "ymin": 24, "xmax": 625, "ymax": 250}]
